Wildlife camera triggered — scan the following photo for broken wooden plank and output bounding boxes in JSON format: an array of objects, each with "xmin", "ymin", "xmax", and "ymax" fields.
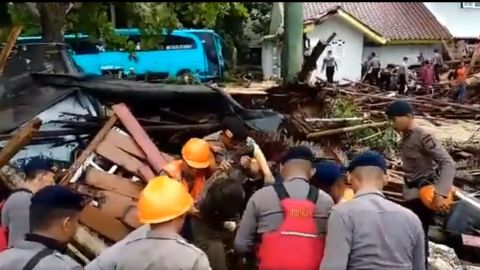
[
  {"xmin": 94, "ymin": 190, "xmax": 136, "ymax": 219},
  {"xmin": 72, "ymin": 225, "xmax": 108, "ymax": 257},
  {"xmin": 95, "ymin": 142, "xmax": 154, "ymax": 181},
  {"xmin": 0, "ymin": 118, "xmax": 42, "ymax": 168},
  {"xmin": 112, "ymin": 103, "xmax": 169, "ymax": 175},
  {"xmin": 59, "ymin": 115, "xmax": 118, "ymax": 185},
  {"xmin": 0, "ymin": 26, "xmax": 23, "ymax": 75},
  {"xmin": 103, "ymin": 129, "xmax": 146, "ymax": 160},
  {"xmin": 306, "ymin": 121, "xmax": 389, "ymax": 139},
  {"xmin": 122, "ymin": 206, "xmax": 141, "ymax": 229},
  {"xmin": 79, "ymin": 205, "xmax": 130, "ymax": 242},
  {"xmin": 85, "ymin": 168, "xmax": 142, "ymax": 199}
]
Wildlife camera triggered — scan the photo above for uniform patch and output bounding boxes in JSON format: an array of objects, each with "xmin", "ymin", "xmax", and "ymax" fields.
[{"xmin": 422, "ymin": 135, "xmax": 437, "ymax": 150}]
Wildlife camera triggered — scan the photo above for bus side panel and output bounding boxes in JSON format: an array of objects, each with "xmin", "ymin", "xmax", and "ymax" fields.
[{"xmin": 134, "ymin": 49, "xmax": 207, "ymax": 78}]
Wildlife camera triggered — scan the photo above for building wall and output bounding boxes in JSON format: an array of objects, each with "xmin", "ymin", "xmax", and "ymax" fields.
[
  {"xmin": 307, "ymin": 16, "xmax": 364, "ymax": 83},
  {"xmin": 424, "ymin": 2, "xmax": 480, "ymax": 39},
  {"xmin": 363, "ymin": 44, "xmax": 442, "ymax": 66}
]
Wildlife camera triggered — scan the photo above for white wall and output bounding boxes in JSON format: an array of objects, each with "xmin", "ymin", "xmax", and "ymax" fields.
[
  {"xmin": 424, "ymin": 2, "xmax": 480, "ymax": 39},
  {"xmin": 363, "ymin": 44, "xmax": 442, "ymax": 66},
  {"xmin": 307, "ymin": 16, "xmax": 364, "ymax": 83}
]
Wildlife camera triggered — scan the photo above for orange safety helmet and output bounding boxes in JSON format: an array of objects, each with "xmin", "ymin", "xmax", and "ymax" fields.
[
  {"xmin": 419, "ymin": 185, "xmax": 455, "ymax": 210},
  {"xmin": 138, "ymin": 176, "xmax": 194, "ymax": 224},
  {"xmin": 181, "ymin": 138, "xmax": 215, "ymax": 169}
]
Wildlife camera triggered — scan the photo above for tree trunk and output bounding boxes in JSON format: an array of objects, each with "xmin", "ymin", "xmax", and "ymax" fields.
[{"xmin": 36, "ymin": 2, "xmax": 70, "ymax": 43}]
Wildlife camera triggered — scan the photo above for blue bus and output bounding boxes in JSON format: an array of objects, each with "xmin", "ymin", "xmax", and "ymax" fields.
[{"xmin": 17, "ymin": 28, "xmax": 225, "ymax": 81}]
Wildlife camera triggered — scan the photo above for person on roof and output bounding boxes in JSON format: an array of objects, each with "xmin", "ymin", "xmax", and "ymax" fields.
[
  {"xmin": 234, "ymin": 146, "xmax": 334, "ymax": 269},
  {"xmin": 0, "ymin": 185, "xmax": 88, "ymax": 270},
  {"xmin": 203, "ymin": 116, "xmax": 274, "ymax": 184},
  {"xmin": 320, "ymin": 151, "xmax": 426, "ymax": 270},
  {"xmin": 114, "ymin": 176, "xmax": 211, "ymax": 270},
  {"xmin": 385, "ymin": 100, "xmax": 455, "ymax": 268},
  {"xmin": 1, "ymin": 157, "xmax": 56, "ymax": 248}
]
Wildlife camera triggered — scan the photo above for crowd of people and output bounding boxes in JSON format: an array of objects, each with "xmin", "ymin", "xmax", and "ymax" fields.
[{"xmin": 0, "ymin": 100, "xmax": 456, "ymax": 270}]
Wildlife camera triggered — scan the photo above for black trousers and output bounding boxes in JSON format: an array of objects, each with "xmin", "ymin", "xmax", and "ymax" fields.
[
  {"xmin": 398, "ymin": 74, "xmax": 407, "ymax": 95},
  {"xmin": 325, "ymin": 66, "xmax": 335, "ymax": 83},
  {"xmin": 403, "ymin": 199, "xmax": 434, "ymax": 268},
  {"xmin": 434, "ymin": 64, "xmax": 441, "ymax": 82},
  {"xmin": 369, "ymin": 68, "xmax": 380, "ymax": 86}
]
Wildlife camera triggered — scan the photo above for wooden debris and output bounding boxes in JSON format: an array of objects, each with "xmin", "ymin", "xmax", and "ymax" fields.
[
  {"xmin": 0, "ymin": 118, "xmax": 42, "ymax": 168},
  {"xmin": 306, "ymin": 121, "xmax": 388, "ymax": 139}
]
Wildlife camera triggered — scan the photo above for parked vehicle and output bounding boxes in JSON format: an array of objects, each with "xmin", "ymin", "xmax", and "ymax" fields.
[{"xmin": 17, "ymin": 28, "xmax": 225, "ymax": 82}]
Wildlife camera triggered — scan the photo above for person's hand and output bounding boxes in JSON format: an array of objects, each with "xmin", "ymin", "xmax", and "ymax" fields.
[
  {"xmin": 219, "ymin": 159, "xmax": 232, "ymax": 170},
  {"xmin": 433, "ymin": 193, "xmax": 450, "ymax": 213},
  {"xmin": 210, "ymin": 144, "xmax": 223, "ymax": 153},
  {"xmin": 240, "ymin": 156, "xmax": 251, "ymax": 169}
]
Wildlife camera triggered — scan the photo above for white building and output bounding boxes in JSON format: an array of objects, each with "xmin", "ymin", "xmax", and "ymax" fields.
[
  {"xmin": 424, "ymin": 2, "xmax": 480, "ymax": 39},
  {"xmin": 263, "ymin": 2, "xmax": 452, "ymax": 82}
]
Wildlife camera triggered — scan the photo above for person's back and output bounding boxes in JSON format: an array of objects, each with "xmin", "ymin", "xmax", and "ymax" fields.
[
  {"xmin": 325, "ymin": 191, "xmax": 424, "ymax": 270},
  {"xmin": 243, "ymin": 178, "xmax": 332, "ymax": 236},
  {"xmin": 0, "ymin": 238, "xmax": 82, "ymax": 270},
  {"xmin": 1, "ymin": 190, "xmax": 32, "ymax": 247},
  {"xmin": 115, "ymin": 231, "xmax": 210, "ymax": 270}
]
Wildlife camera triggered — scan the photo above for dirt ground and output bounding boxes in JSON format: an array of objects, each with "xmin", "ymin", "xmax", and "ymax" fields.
[{"xmin": 416, "ymin": 118, "xmax": 480, "ymax": 142}]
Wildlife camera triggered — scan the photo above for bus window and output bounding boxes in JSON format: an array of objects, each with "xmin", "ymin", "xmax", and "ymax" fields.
[
  {"xmin": 66, "ymin": 38, "xmax": 100, "ymax": 55},
  {"xmin": 164, "ymin": 35, "xmax": 197, "ymax": 50}
]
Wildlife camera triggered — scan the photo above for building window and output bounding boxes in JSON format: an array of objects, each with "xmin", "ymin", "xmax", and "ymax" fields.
[{"xmin": 461, "ymin": 2, "xmax": 480, "ymax": 8}]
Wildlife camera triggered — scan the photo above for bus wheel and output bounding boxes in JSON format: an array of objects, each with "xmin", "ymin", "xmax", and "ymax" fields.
[{"xmin": 176, "ymin": 70, "xmax": 193, "ymax": 84}]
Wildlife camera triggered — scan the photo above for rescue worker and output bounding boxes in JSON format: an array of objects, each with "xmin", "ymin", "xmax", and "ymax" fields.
[
  {"xmin": 1, "ymin": 157, "xmax": 56, "ymax": 247},
  {"xmin": 234, "ymin": 146, "xmax": 334, "ymax": 267},
  {"xmin": 85, "ymin": 225, "xmax": 150, "ymax": 270},
  {"xmin": 204, "ymin": 116, "xmax": 274, "ymax": 184},
  {"xmin": 321, "ymin": 151, "xmax": 426, "ymax": 270},
  {"xmin": 0, "ymin": 185, "xmax": 88, "ymax": 270},
  {"xmin": 432, "ymin": 48, "xmax": 444, "ymax": 82},
  {"xmin": 385, "ymin": 100, "xmax": 455, "ymax": 268},
  {"xmin": 114, "ymin": 176, "xmax": 211, "ymax": 270},
  {"xmin": 311, "ymin": 161, "xmax": 353, "ymax": 204},
  {"xmin": 161, "ymin": 138, "xmax": 215, "ymax": 241}
]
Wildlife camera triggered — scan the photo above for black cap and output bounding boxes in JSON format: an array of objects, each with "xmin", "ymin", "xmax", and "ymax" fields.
[
  {"xmin": 385, "ymin": 100, "xmax": 413, "ymax": 118},
  {"xmin": 347, "ymin": 151, "xmax": 387, "ymax": 173},
  {"xmin": 221, "ymin": 116, "xmax": 248, "ymax": 141},
  {"xmin": 31, "ymin": 186, "xmax": 89, "ymax": 211},
  {"xmin": 281, "ymin": 146, "xmax": 315, "ymax": 165},
  {"xmin": 22, "ymin": 157, "xmax": 56, "ymax": 176}
]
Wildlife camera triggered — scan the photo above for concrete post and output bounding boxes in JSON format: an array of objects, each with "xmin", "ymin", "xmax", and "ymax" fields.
[{"xmin": 283, "ymin": 2, "xmax": 303, "ymax": 84}]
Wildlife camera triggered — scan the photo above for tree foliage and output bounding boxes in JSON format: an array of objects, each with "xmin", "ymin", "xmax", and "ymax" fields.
[{"xmin": 6, "ymin": 2, "xmax": 271, "ymax": 63}]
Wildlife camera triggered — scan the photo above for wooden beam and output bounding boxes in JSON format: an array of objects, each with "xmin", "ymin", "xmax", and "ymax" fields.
[
  {"xmin": 112, "ymin": 103, "xmax": 169, "ymax": 175},
  {"xmin": 0, "ymin": 118, "xmax": 42, "ymax": 168},
  {"xmin": 0, "ymin": 26, "xmax": 23, "ymax": 75},
  {"xmin": 59, "ymin": 115, "xmax": 118, "ymax": 185}
]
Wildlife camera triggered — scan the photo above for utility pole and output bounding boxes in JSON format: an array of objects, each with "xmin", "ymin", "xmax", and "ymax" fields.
[{"xmin": 282, "ymin": 2, "xmax": 303, "ymax": 84}]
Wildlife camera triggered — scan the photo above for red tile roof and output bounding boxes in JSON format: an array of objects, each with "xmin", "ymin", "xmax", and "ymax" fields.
[{"xmin": 303, "ymin": 2, "xmax": 452, "ymax": 41}]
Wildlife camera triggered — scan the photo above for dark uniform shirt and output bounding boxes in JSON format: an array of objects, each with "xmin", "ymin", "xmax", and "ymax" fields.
[
  {"xmin": 400, "ymin": 125, "xmax": 455, "ymax": 200},
  {"xmin": 320, "ymin": 189, "xmax": 425, "ymax": 270},
  {"xmin": 234, "ymin": 177, "xmax": 334, "ymax": 253}
]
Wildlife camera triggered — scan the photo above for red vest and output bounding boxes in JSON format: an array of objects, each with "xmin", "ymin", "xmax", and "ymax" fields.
[
  {"xmin": 0, "ymin": 200, "xmax": 8, "ymax": 252},
  {"xmin": 257, "ymin": 184, "xmax": 325, "ymax": 270}
]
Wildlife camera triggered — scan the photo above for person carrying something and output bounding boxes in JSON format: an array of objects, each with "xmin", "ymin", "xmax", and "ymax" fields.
[
  {"xmin": 311, "ymin": 161, "xmax": 354, "ymax": 204},
  {"xmin": 1, "ymin": 157, "xmax": 56, "ymax": 248},
  {"xmin": 234, "ymin": 146, "xmax": 334, "ymax": 270},
  {"xmin": 367, "ymin": 52, "xmax": 381, "ymax": 86},
  {"xmin": 321, "ymin": 50, "xmax": 338, "ymax": 84},
  {"xmin": 385, "ymin": 100, "xmax": 455, "ymax": 268},
  {"xmin": 0, "ymin": 185, "xmax": 88, "ymax": 270},
  {"xmin": 161, "ymin": 138, "xmax": 215, "ymax": 241},
  {"xmin": 320, "ymin": 151, "xmax": 426, "ymax": 270},
  {"xmin": 114, "ymin": 176, "xmax": 211, "ymax": 270},
  {"xmin": 204, "ymin": 116, "xmax": 274, "ymax": 185},
  {"xmin": 397, "ymin": 57, "xmax": 409, "ymax": 95}
]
